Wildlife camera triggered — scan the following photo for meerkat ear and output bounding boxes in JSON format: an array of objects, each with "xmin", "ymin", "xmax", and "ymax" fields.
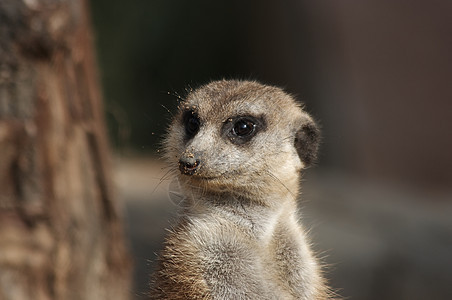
[{"xmin": 294, "ymin": 119, "xmax": 320, "ymax": 167}]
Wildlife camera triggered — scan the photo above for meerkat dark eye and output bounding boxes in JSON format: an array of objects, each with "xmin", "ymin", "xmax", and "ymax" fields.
[
  {"xmin": 183, "ymin": 111, "xmax": 200, "ymax": 138},
  {"xmin": 232, "ymin": 119, "xmax": 256, "ymax": 137},
  {"xmin": 223, "ymin": 115, "xmax": 265, "ymax": 145}
]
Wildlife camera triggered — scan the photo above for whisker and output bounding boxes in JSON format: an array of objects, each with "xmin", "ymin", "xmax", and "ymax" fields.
[
  {"xmin": 168, "ymin": 178, "xmax": 187, "ymax": 208},
  {"xmin": 152, "ymin": 168, "xmax": 174, "ymax": 196},
  {"xmin": 265, "ymin": 170, "xmax": 296, "ymax": 200},
  {"xmin": 160, "ymin": 104, "xmax": 174, "ymax": 117}
]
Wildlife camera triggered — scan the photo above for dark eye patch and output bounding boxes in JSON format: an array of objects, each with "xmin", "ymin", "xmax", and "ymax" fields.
[
  {"xmin": 182, "ymin": 109, "xmax": 200, "ymax": 139},
  {"xmin": 223, "ymin": 115, "xmax": 266, "ymax": 145}
]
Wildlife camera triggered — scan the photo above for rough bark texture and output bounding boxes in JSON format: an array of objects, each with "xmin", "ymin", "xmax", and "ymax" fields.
[{"xmin": 0, "ymin": 0, "xmax": 131, "ymax": 299}]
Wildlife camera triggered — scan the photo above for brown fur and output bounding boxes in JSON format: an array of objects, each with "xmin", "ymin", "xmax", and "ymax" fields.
[{"xmin": 150, "ymin": 80, "xmax": 333, "ymax": 299}]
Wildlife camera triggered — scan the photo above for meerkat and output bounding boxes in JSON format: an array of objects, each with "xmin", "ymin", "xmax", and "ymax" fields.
[{"xmin": 150, "ymin": 80, "xmax": 331, "ymax": 299}]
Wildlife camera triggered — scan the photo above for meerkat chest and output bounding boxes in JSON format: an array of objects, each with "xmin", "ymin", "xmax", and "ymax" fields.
[
  {"xmin": 184, "ymin": 214, "xmax": 280, "ymax": 299},
  {"xmin": 185, "ymin": 206, "xmax": 310, "ymax": 298}
]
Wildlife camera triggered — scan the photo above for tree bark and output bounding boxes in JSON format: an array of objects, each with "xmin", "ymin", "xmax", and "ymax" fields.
[{"xmin": 0, "ymin": 0, "xmax": 131, "ymax": 299}]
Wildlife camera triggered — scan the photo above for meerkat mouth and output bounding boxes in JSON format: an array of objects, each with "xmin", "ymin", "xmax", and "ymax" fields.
[
  {"xmin": 181, "ymin": 173, "xmax": 238, "ymax": 189},
  {"xmin": 184, "ymin": 174, "xmax": 219, "ymax": 181}
]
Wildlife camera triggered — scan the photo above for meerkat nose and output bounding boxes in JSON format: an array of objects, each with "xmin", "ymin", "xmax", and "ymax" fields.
[{"xmin": 179, "ymin": 156, "xmax": 200, "ymax": 175}]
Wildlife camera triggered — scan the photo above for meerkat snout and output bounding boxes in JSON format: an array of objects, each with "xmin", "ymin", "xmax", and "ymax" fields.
[
  {"xmin": 178, "ymin": 151, "xmax": 201, "ymax": 175},
  {"xmin": 178, "ymin": 156, "xmax": 200, "ymax": 175}
]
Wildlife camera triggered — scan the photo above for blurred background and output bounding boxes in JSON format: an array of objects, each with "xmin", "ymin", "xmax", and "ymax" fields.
[{"xmin": 89, "ymin": 0, "xmax": 452, "ymax": 299}]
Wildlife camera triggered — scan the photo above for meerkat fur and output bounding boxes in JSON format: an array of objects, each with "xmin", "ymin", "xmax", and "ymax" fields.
[{"xmin": 150, "ymin": 80, "xmax": 332, "ymax": 299}]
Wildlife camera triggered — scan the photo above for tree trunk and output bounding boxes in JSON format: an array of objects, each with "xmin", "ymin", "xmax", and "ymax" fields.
[{"xmin": 0, "ymin": 0, "xmax": 131, "ymax": 299}]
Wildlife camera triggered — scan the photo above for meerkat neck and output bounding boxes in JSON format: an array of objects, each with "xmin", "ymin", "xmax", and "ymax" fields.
[{"xmin": 183, "ymin": 190, "xmax": 300, "ymax": 238}]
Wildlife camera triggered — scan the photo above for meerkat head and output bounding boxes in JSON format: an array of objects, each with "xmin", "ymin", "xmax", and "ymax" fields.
[{"xmin": 164, "ymin": 80, "xmax": 319, "ymax": 200}]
